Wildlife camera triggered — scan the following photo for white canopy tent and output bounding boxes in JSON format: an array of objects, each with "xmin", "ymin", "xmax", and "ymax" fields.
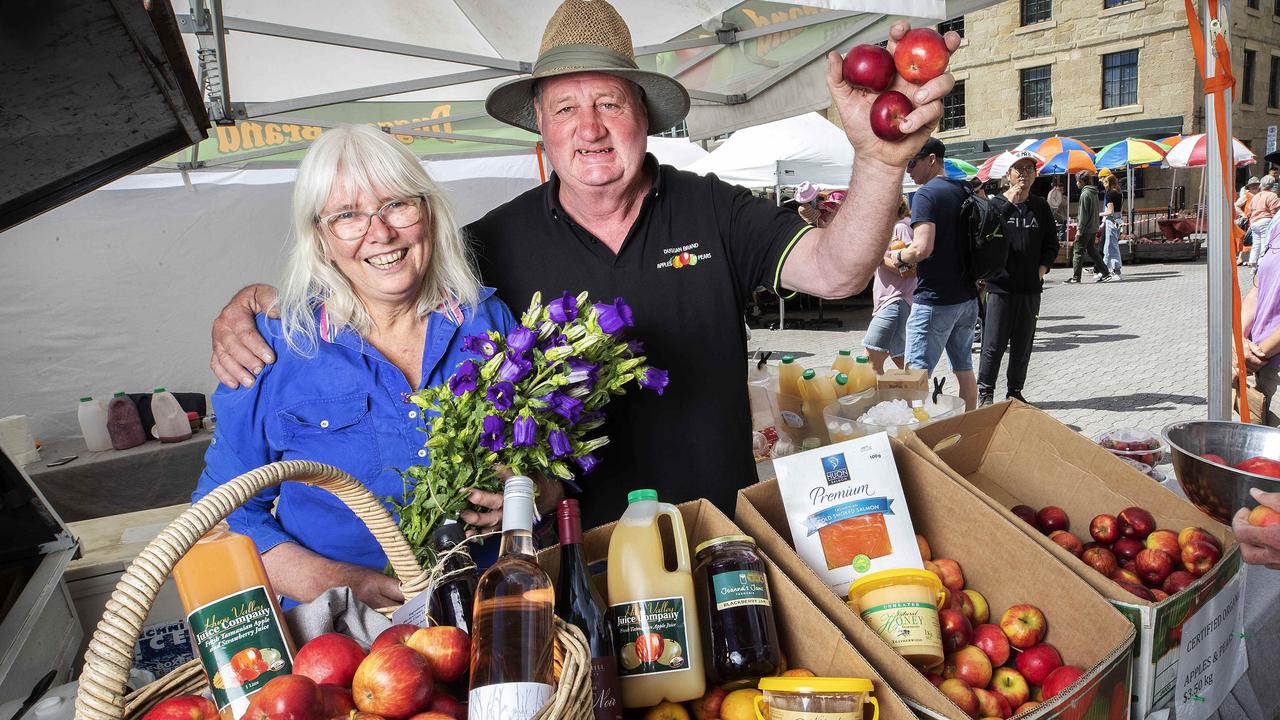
[{"xmin": 681, "ymin": 112, "xmax": 854, "ymax": 187}]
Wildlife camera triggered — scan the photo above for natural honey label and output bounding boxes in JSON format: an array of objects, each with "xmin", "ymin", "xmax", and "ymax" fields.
[
  {"xmin": 711, "ymin": 570, "xmax": 771, "ymax": 611},
  {"xmin": 770, "ymin": 710, "xmax": 861, "ymax": 720},
  {"xmin": 773, "ymin": 433, "xmax": 923, "ymax": 596},
  {"xmin": 610, "ymin": 596, "xmax": 692, "ymax": 678},
  {"xmin": 861, "ymin": 600, "xmax": 942, "ymax": 650},
  {"xmin": 187, "ymin": 585, "xmax": 292, "ymax": 714}
]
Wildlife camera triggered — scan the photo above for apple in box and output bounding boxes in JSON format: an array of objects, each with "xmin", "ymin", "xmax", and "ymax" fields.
[
  {"xmin": 1036, "ymin": 506, "xmax": 1070, "ymax": 534},
  {"xmin": 141, "ymin": 695, "xmax": 219, "ymax": 720},
  {"xmin": 939, "ymin": 608, "xmax": 973, "ymax": 654},
  {"xmin": 973, "ymin": 687, "xmax": 1011, "ymax": 720},
  {"xmin": 938, "ymin": 678, "xmax": 978, "ymax": 718},
  {"xmin": 1041, "ymin": 665, "xmax": 1086, "ymax": 699},
  {"xmin": 999, "ymin": 604, "xmax": 1046, "ymax": 649},
  {"xmin": 1090, "ymin": 514, "xmax": 1120, "ymax": 544},
  {"xmin": 990, "ymin": 667, "xmax": 1030, "ymax": 710},
  {"xmin": 243, "ymin": 675, "xmax": 324, "ymax": 720},
  {"xmin": 972, "ymin": 623, "xmax": 1010, "ymax": 666},
  {"xmin": 407, "ymin": 626, "xmax": 470, "ymax": 683},
  {"xmin": 353, "ymin": 645, "xmax": 434, "ymax": 719},
  {"xmin": 372, "ymin": 624, "xmax": 420, "ymax": 653},
  {"xmin": 943, "ymin": 645, "xmax": 992, "ymax": 689},
  {"xmin": 1014, "ymin": 643, "xmax": 1062, "ymax": 685}
]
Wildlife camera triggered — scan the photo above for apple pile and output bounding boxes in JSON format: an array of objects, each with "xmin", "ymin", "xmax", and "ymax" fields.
[
  {"xmin": 143, "ymin": 625, "xmax": 469, "ymax": 720},
  {"xmin": 1097, "ymin": 433, "xmax": 1163, "ymax": 467},
  {"xmin": 1011, "ymin": 504, "xmax": 1223, "ymax": 602},
  {"xmin": 841, "ymin": 29, "xmax": 953, "ymax": 141},
  {"xmin": 919, "ymin": 535, "xmax": 1084, "ymax": 719}
]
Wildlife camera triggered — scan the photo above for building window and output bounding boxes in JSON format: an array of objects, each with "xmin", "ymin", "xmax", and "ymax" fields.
[
  {"xmin": 938, "ymin": 17, "xmax": 965, "ymax": 38},
  {"xmin": 1103, "ymin": 0, "xmax": 1136, "ymax": 6},
  {"xmin": 1249, "ymin": 0, "xmax": 1260, "ymax": 9},
  {"xmin": 1270, "ymin": 55, "xmax": 1280, "ymax": 108},
  {"xmin": 1102, "ymin": 50, "xmax": 1139, "ymax": 109},
  {"xmin": 941, "ymin": 81, "xmax": 966, "ymax": 131},
  {"xmin": 1244, "ymin": 49, "xmax": 1257, "ymax": 105},
  {"xmin": 1020, "ymin": 65, "xmax": 1053, "ymax": 119},
  {"xmin": 1021, "ymin": 0, "xmax": 1052, "ymax": 25},
  {"xmin": 1275, "ymin": 0, "xmax": 1280, "ymax": 15}
]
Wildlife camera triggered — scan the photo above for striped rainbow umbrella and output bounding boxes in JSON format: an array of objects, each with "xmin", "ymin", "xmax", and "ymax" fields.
[
  {"xmin": 943, "ymin": 158, "xmax": 979, "ymax": 180},
  {"xmin": 1164, "ymin": 134, "xmax": 1256, "ymax": 168},
  {"xmin": 1025, "ymin": 135, "xmax": 1095, "ymax": 158},
  {"xmin": 1159, "ymin": 134, "xmax": 1184, "ymax": 148},
  {"xmin": 1094, "ymin": 138, "xmax": 1170, "ymax": 169},
  {"xmin": 1039, "ymin": 149, "xmax": 1097, "ymax": 175}
]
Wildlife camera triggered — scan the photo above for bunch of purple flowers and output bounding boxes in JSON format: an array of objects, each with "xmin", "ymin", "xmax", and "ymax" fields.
[{"xmin": 396, "ymin": 291, "xmax": 667, "ymax": 560}]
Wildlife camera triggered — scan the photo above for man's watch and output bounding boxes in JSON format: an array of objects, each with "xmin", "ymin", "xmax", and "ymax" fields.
[{"xmin": 894, "ymin": 250, "xmax": 911, "ymax": 271}]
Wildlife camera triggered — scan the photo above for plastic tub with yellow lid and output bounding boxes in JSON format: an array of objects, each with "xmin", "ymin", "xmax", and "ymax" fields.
[
  {"xmin": 845, "ymin": 568, "xmax": 947, "ymax": 670},
  {"xmin": 755, "ymin": 676, "xmax": 879, "ymax": 720}
]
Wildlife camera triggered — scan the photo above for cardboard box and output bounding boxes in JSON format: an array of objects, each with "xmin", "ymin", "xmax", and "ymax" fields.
[
  {"xmin": 537, "ymin": 500, "xmax": 918, "ymax": 720},
  {"xmin": 737, "ymin": 439, "xmax": 1136, "ymax": 720},
  {"xmin": 904, "ymin": 401, "xmax": 1244, "ymax": 718},
  {"xmin": 878, "ymin": 369, "xmax": 929, "ymax": 392}
]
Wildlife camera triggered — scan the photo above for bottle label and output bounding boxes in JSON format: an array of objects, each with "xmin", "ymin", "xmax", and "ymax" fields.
[
  {"xmin": 186, "ymin": 585, "xmax": 292, "ymax": 714},
  {"xmin": 590, "ymin": 655, "xmax": 623, "ymax": 720},
  {"xmin": 860, "ymin": 601, "xmax": 941, "ymax": 650},
  {"xmin": 468, "ymin": 682, "xmax": 554, "ymax": 720},
  {"xmin": 610, "ymin": 596, "xmax": 692, "ymax": 678},
  {"xmin": 711, "ymin": 569, "xmax": 771, "ymax": 611},
  {"xmin": 770, "ymin": 710, "xmax": 861, "ymax": 720}
]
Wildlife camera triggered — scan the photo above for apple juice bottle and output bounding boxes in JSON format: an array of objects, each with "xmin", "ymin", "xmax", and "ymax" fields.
[{"xmin": 173, "ymin": 524, "xmax": 297, "ymax": 720}]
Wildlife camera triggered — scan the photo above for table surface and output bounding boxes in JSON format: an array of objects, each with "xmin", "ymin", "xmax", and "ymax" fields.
[{"xmin": 65, "ymin": 503, "xmax": 189, "ymax": 581}]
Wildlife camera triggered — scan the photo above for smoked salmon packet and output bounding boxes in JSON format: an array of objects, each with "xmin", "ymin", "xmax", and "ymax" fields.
[{"xmin": 773, "ymin": 432, "xmax": 923, "ymax": 596}]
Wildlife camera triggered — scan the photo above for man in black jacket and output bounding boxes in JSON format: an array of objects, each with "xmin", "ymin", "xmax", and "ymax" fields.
[{"xmin": 978, "ymin": 155, "xmax": 1059, "ymax": 406}]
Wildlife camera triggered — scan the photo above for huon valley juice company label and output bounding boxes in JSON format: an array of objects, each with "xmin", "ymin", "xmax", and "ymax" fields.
[
  {"xmin": 187, "ymin": 586, "xmax": 292, "ymax": 713},
  {"xmin": 711, "ymin": 570, "xmax": 771, "ymax": 611},
  {"xmin": 610, "ymin": 596, "xmax": 692, "ymax": 677}
]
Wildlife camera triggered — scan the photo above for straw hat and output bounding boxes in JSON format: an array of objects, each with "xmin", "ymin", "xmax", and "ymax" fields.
[
  {"xmin": 485, "ymin": 0, "xmax": 691, "ymax": 135},
  {"xmin": 1247, "ymin": 176, "xmax": 1262, "ymax": 186}
]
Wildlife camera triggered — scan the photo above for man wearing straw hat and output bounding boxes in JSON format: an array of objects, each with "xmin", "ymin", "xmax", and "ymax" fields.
[{"xmin": 209, "ymin": 0, "xmax": 960, "ymax": 528}]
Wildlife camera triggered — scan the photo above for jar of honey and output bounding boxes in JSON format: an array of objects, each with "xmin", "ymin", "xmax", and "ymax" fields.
[
  {"xmin": 846, "ymin": 569, "xmax": 946, "ymax": 671},
  {"xmin": 693, "ymin": 534, "xmax": 782, "ymax": 684},
  {"xmin": 755, "ymin": 677, "xmax": 879, "ymax": 720}
]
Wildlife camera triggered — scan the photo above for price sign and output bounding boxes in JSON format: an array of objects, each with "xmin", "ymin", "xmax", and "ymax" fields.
[
  {"xmin": 1267, "ymin": 125, "xmax": 1277, "ymax": 155},
  {"xmin": 1173, "ymin": 574, "xmax": 1248, "ymax": 720}
]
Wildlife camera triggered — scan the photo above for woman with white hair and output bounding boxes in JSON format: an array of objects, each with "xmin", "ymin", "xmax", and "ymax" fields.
[{"xmin": 192, "ymin": 124, "xmax": 526, "ymax": 608}]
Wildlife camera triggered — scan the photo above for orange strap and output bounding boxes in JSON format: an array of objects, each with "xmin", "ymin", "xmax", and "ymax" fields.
[
  {"xmin": 535, "ymin": 141, "xmax": 547, "ymax": 184},
  {"xmin": 1185, "ymin": 0, "xmax": 1251, "ymax": 422}
]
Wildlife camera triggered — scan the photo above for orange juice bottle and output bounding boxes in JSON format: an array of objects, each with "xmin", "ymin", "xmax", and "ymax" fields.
[
  {"xmin": 833, "ymin": 372, "xmax": 851, "ymax": 397},
  {"xmin": 174, "ymin": 525, "xmax": 297, "ymax": 720},
  {"xmin": 850, "ymin": 355, "xmax": 877, "ymax": 393},
  {"xmin": 832, "ymin": 349, "xmax": 856, "ymax": 377},
  {"xmin": 777, "ymin": 354, "xmax": 804, "ymax": 398},
  {"xmin": 798, "ymin": 369, "xmax": 838, "ymax": 435}
]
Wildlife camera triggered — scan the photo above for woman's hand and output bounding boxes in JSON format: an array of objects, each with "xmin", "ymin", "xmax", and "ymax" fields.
[{"xmin": 461, "ymin": 471, "xmax": 565, "ymax": 535}]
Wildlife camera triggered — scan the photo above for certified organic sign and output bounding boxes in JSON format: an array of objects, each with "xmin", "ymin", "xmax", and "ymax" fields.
[{"xmin": 1173, "ymin": 575, "xmax": 1248, "ymax": 720}]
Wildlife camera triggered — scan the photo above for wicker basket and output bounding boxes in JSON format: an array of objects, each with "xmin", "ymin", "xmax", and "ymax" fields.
[{"xmin": 73, "ymin": 460, "xmax": 593, "ymax": 720}]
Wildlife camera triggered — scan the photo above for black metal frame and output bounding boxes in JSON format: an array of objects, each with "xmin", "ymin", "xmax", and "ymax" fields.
[
  {"xmin": 1102, "ymin": 49, "xmax": 1139, "ymax": 109},
  {"xmin": 1020, "ymin": 66, "xmax": 1053, "ymax": 120}
]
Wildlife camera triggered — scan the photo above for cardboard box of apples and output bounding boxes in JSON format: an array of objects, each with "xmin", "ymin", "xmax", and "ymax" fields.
[
  {"xmin": 737, "ymin": 439, "xmax": 1135, "ymax": 720},
  {"xmin": 140, "ymin": 624, "xmax": 470, "ymax": 720},
  {"xmin": 906, "ymin": 401, "xmax": 1243, "ymax": 719}
]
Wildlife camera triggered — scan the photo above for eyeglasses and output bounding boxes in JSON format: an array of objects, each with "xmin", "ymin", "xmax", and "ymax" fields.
[
  {"xmin": 907, "ymin": 154, "xmax": 928, "ymax": 170},
  {"xmin": 318, "ymin": 197, "xmax": 424, "ymax": 241}
]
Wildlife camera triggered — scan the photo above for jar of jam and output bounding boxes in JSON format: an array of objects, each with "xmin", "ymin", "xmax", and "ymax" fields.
[{"xmin": 694, "ymin": 534, "xmax": 782, "ymax": 684}]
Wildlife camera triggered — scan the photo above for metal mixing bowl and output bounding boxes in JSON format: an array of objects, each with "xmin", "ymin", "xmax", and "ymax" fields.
[{"xmin": 1162, "ymin": 420, "xmax": 1280, "ymax": 523}]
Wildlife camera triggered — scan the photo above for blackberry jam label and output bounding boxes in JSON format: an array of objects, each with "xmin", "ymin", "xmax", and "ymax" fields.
[{"xmin": 711, "ymin": 569, "xmax": 771, "ymax": 611}]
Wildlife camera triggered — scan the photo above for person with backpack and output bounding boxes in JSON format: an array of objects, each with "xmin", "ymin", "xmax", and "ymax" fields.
[
  {"xmin": 978, "ymin": 155, "xmax": 1058, "ymax": 406},
  {"xmin": 1067, "ymin": 171, "xmax": 1110, "ymax": 283},
  {"xmin": 891, "ymin": 138, "xmax": 982, "ymax": 410}
]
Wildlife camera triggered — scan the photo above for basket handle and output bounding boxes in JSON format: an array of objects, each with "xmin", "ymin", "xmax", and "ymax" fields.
[{"xmin": 75, "ymin": 460, "xmax": 423, "ymax": 720}]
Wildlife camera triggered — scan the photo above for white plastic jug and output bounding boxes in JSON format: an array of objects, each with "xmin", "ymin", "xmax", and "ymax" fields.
[
  {"xmin": 77, "ymin": 396, "xmax": 112, "ymax": 452},
  {"xmin": 150, "ymin": 388, "xmax": 192, "ymax": 443}
]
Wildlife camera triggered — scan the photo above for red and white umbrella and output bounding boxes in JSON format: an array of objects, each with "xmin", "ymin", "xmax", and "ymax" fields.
[
  {"xmin": 1164, "ymin": 134, "xmax": 1255, "ymax": 168},
  {"xmin": 976, "ymin": 150, "xmax": 1046, "ymax": 181}
]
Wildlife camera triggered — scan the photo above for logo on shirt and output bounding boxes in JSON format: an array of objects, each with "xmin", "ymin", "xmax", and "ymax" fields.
[{"xmin": 657, "ymin": 242, "xmax": 712, "ymax": 270}]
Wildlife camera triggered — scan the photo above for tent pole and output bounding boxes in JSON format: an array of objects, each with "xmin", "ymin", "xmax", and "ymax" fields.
[
  {"xmin": 776, "ymin": 161, "xmax": 785, "ymax": 330},
  {"xmin": 1205, "ymin": 0, "xmax": 1232, "ymax": 421}
]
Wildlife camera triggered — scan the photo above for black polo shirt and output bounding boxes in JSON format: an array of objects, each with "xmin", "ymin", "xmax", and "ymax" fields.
[{"xmin": 466, "ymin": 154, "xmax": 811, "ymax": 528}]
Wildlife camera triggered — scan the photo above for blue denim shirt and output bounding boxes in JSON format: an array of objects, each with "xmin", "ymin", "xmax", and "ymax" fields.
[{"xmin": 194, "ymin": 288, "xmax": 515, "ymax": 580}]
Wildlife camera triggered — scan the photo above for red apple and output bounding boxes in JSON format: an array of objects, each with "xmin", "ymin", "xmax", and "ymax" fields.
[
  {"xmin": 1110, "ymin": 567, "xmax": 1142, "ymax": 586},
  {"xmin": 371, "ymin": 624, "xmax": 420, "ymax": 654},
  {"xmin": 1016, "ymin": 701, "xmax": 1040, "ymax": 715},
  {"xmin": 972, "ymin": 623, "xmax": 1011, "ymax": 667},
  {"xmin": 1081, "ymin": 547, "xmax": 1118, "ymax": 578},
  {"xmin": 974, "ymin": 687, "xmax": 1011, "ymax": 720},
  {"xmin": 990, "ymin": 667, "xmax": 1030, "ymax": 710},
  {"xmin": 141, "ymin": 695, "xmax": 219, "ymax": 720},
  {"xmin": 842, "ymin": 44, "xmax": 896, "ymax": 92},
  {"xmin": 939, "ymin": 678, "xmax": 979, "ymax": 717},
  {"xmin": 1041, "ymin": 665, "xmax": 1086, "ymax": 699},
  {"xmin": 1145, "ymin": 530, "xmax": 1180, "ymax": 558},
  {"xmin": 940, "ymin": 608, "xmax": 974, "ymax": 654},
  {"xmin": 691, "ymin": 687, "xmax": 727, "ymax": 720},
  {"xmin": 422, "ymin": 693, "xmax": 466, "ymax": 720},
  {"xmin": 1134, "ymin": 549, "xmax": 1174, "ymax": 587},
  {"xmin": 1182, "ymin": 540, "xmax": 1221, "ymax": 577},
  {"xmin": 1112, "ymin": 538, "xmax": 1144, "ymax": 563},
  {"xmin": 1011, "ymin": 505, "xmax": 1037, "ymax": 526},
  {"xmin": 1178, "ymin": 527, "xmax": 1222, "ymax": 552},
  {"xmin": 925, "ymin": 672, "xmax": 945, "ymax": 687},
  {"xmin": 319, "ymin": 684, "xmax": 356, "ymax": 718},
  {"xmin": 964, "ymin": 589, "xmax": 990, "ymax": 625},
  {"xmin": 1118, "ymin": 507, "xmax": 1157, "ymax": 540},
  {"xmin": 406, "ymin": 627, "xmax": 469, "ymax": 684},
  {"xmin": 1119, "ymin": 582, "xmax": 1157, "ymax": 601},
  {"xmin": 1163, "ymin": 570, "xmax": 1195, "ymax": 595},
  {"xmin": 932, "ymin": 557, "xmax": 966, "ymax": 593},
  {"xmin": 1050, "ymin": 530, "xmax": 1085, "ymax": 557},
  {"xmin": 295, "ymin": 633, "xmax": 368, "ymax": 687},
  {"xmin": 352, "ymin": 645, "xmax": 434, "ymax": 719},
  {"xmin": 406, "ymin": 715, "xmax": 453, "ymax": 720},
  {"xmin": 869, "ymin": 91, "xmax": 913, "ymax": 142},
  {"xmin": 1036, "ymin": 506, "xmax": 1070, "ymax": 534},
  {"xmin": 243, "ymin": 675, "xmax": 324, "ymax": 720},
  {"xmin": 1248, "ymin": 505, "xmax": 1280, "ymax": 526},
  {"xmin": 893, "ymin": 27, "xmax": 951, "ymax": 84},
  {"xmin": 999, "ymin": 604, "xmax": 1046, "ymax": 649},
  {"xmin": 1233, "ymin": 455, "xmax": 1280, "ymax": 478},
  {"xmin": 1014, "ymin": 643, "xmax": 1062, "ymax": 685},
  {"xmin": 951, "ymin": 590, "xmax": 977, "ymax": 626},
  {"xmin": 1200, "ymin": 452, "xmax": 1227, "ymax": 465},
  {"xmin": 1090, "ymin": 514, "xmax": 1120, "ymax": 544},
  {"xmin": 944, "ymin": 645, "xmax": 993, "ymax": 689},
  {"xmin": 1151, "ymin": 589, "xmax": 1170, "ymax": 602}
]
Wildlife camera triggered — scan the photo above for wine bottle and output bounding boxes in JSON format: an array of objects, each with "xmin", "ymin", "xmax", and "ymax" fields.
[
  {"xmin": 427, "ymin": 519, "xmax": 479, "ymax": 635},
  {"xmin": 556, "ymin": 499, "xmax": 622, "ymax": 720},
  {"xmin": 468, "ymin": 476, "xmax": 555, "ymax": 720}
]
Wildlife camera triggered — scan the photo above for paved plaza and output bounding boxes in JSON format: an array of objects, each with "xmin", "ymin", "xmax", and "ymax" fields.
[{"xmin": 748, "ymin": 260, "xmax": 1222, "ymax": 440}]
